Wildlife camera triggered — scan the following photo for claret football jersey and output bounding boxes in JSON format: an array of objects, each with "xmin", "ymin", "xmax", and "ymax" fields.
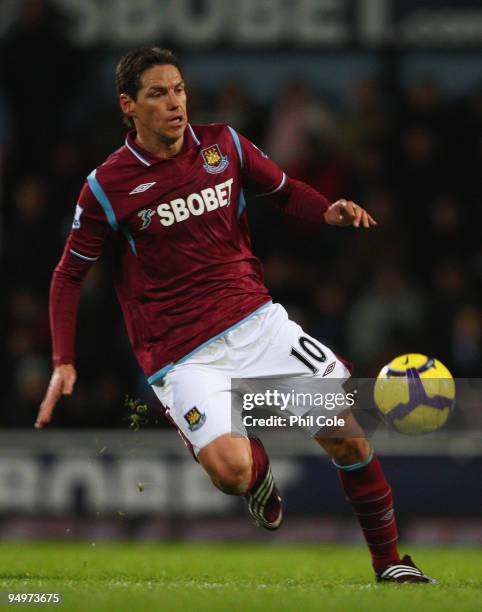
[{"xmin": 60, "ymin": 124, "xmax": 288, "ymax": 382}]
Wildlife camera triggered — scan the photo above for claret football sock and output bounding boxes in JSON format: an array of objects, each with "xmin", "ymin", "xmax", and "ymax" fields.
[
  {"xmin": 245, "ymin": 436, "xmax": 283, "ymax": 530},
  {"xmin": 248, "ymin": 436, "xmax": 269, "ymax": 490},
  {"xmin": 334, "ymin": 450, "xmax": 400, "ymax": 573}
]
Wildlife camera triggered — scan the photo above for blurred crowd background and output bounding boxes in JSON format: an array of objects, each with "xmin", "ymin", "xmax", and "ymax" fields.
[{"xmin": 0, "ymin": 0, "xmax": 480, "ymax": 429}]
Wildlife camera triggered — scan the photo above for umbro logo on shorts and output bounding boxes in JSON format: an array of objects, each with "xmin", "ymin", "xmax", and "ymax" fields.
[
  {"xmin": 129, "ymin": 181, "xmax": 156, "ymax": 195},
  {"xmin": 184, "ymin": 406, "xmax": 206, "ymax": 431},
  {"xmin": 322, "ymin": 361, "xmax": 336, "ymax": 377}
]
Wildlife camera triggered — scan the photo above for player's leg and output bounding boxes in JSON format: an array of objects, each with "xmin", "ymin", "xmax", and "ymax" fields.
[
  {"xmin": 152, "ymin": 348, "xmax": 283, "ymax": 529},
  {"xmin": 315, "ymin": 412, "xmax": 400, "ymax": 573},
  {"xmin": 197, "ymin": 433, "xmax": 252, "ymax": 494},
  {"xmin": 198, "ymin": 432, "xmax": 283, "ymax": 529},
  {"xmin": 316, "ymin": 410, "xmax": 436, "ymax": 583},
  {"xmin": 239, "ymin": 303, "xmax": 435, "ymax": 581}
]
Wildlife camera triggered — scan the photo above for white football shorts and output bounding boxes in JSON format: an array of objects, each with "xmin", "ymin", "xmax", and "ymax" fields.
[{"xmin": 151, "ymin": 302, "xmax": 351, "ymax": 455}]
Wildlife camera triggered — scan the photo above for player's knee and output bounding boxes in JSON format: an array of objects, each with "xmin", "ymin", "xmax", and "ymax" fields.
[
  {"xmin": 199, "ymin": 435, "xmax": 252, "ymax": 495},
  {"xmin": 205, "ymin": 453, "xmax": 252, "ymax": 494},
  {"xmin": 324, "ymin": 437, "xmax": 371, "ymax": 466},
  {"xmin": 211, "ymin": 457, "xmax": 252, "ymax": 495}
]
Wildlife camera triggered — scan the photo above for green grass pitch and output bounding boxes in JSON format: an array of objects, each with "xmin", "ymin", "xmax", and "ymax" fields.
[{"xmin": 0, "ymin": 542, "xmax": 480, "ymax": 611}]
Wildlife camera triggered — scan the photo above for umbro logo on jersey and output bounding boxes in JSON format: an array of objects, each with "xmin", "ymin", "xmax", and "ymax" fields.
[{"xmin": 129, "ymin": 182, "xmax": 156, "ymax": 195}]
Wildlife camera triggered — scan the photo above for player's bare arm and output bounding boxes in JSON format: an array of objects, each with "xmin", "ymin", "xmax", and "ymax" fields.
[{"xmin": 35, "ymin": 364, "xmax": 77, "ymax": 429}]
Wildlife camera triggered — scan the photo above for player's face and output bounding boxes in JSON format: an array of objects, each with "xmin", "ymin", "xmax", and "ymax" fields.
[{"xmin": 123, "ymin": 64, "xmax": 188, "ymax": 143}]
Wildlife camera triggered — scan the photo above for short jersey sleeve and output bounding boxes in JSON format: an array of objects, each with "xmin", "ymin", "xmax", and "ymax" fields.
[
  {"xmin": 65, "ymin": 181, "xmax": 112, "ymax": 262},
  {"xmin": 228, "ymin": 128, "xmax": 287, "ymax": 197}
]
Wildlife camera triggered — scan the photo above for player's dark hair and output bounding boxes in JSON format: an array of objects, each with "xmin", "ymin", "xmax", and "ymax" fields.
[{"xmin": 116, "ymin": 47, "xmax": 183, "ymax": 129}]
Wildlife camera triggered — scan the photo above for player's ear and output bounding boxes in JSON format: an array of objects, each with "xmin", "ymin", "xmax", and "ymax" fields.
[{"xmin": 119, "ymin": 93, "xmax": 136, "ymax": 120}]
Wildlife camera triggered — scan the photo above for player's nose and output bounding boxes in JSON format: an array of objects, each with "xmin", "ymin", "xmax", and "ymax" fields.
[{"xmin": 166, "ymin": 91, "xmax": 181, "ymax": 110}]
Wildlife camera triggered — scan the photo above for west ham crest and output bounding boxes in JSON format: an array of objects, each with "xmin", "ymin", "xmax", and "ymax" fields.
[
  {"xmin": 201, "ymin": 144, "xmax": 229, "ymax": 174},
  {"xmin": 183, "ymin": 406, "xmax": 206, "ymax": 431}
]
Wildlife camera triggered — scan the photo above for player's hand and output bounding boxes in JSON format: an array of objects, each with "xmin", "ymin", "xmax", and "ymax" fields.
[
  {"xmin": 35, "ymin": 364, "xmax": 77, "ymax": 429},
  {"xmin": 324, "ymin": 199, "xmax": 377, "ymax": 228}
]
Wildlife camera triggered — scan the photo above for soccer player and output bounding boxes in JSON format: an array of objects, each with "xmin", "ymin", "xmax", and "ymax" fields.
[{"xmin": 36, "ymin": 47, "xmax": 434, "ymax": 583}]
